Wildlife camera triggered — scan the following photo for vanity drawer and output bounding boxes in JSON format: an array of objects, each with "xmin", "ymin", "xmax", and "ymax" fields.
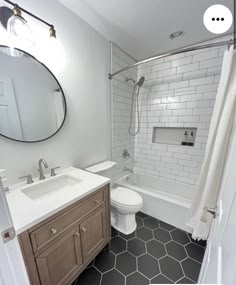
[{"xmin": 30, "ymin": 187, "xmax": 106, "ymax": 253}]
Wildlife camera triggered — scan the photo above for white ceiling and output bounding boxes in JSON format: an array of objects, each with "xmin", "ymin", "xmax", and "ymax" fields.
[{"xmin": 59, "ymin": 0, "xmax": 234, "ymax": 60}]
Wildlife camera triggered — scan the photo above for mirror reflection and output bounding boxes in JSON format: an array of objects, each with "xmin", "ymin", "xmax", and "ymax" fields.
[{"xmin": 0, "ymin": 46, "xmax": 66, "ymax": 142}]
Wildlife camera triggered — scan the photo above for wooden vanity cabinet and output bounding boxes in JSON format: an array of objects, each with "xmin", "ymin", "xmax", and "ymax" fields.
[
  {"xmin": 80, "ymin": 207, "xmax": 107, "ymax": 261},
  {"xmin": 18, "ymin": 185, "xmax": 111, "ymax": 285},
  {"xmin": 36, "ymin": 227, "xmax": 83, "ymax": 285}
]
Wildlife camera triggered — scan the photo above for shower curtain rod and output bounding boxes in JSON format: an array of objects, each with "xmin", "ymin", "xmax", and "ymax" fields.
[{"xmin": 108, "ymin": 38, "xmax": 234, "ymax": 80}]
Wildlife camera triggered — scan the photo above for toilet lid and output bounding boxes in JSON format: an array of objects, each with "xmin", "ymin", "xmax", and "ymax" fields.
[{"xmin": 111, "ymin": 187, "xmax": 143, "ymax": 206}]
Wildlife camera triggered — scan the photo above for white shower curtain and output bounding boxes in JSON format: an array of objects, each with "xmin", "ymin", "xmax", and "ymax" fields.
[{"xmin": 186, "ymin": 46, "xmax": 236, "ymax": 240}]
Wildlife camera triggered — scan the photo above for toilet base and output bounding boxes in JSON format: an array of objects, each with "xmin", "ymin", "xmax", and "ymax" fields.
[{"xmin": 111, "ymin": 212, "xmax": 137, "ymax": 235}]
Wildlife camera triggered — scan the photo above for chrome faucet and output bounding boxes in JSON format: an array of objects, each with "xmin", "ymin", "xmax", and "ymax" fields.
[
  {"xmin": 123, "ymin": 167, "xmax": 133, "ymax": 174},
  {"xmin": 38, "ymin": 159, "xmax": 48, "ymax": 180}
]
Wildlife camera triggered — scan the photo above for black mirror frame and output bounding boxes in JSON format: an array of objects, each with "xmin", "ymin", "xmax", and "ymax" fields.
[{"xmin": 0, "ymin": 45, "xmax": 67, "ymax": 143}]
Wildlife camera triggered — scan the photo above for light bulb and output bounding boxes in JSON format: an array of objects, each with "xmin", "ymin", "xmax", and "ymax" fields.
[{"xmin": 7, "ymin": 6, "xmax": 34, "ymax": 49}]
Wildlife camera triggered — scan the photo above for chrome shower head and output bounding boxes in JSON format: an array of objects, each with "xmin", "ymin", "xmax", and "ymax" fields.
[
  {"xmin": 137, "ymin": 76, "xmax": 145, "ymax": 87},
  {"xmin": 126, "ymin": 76, "xmax": 145, "ymax": 87}
]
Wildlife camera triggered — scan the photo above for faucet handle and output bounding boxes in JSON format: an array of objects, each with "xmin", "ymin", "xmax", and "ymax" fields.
[
  {"xmin": 50, "ymin": 167, "xmax": 60, "ymax": 177},
  {"xmin": 18, "ymin": 175, "xmax": 34, "ymax": 184}
]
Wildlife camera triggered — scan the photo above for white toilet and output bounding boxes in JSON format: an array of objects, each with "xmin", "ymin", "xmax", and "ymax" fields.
[
  {"xmin": 85, "ymin": 161, "xmax": 143, "ymax": 235},
  {"xmin": 111, "ymin": 186, "xmax": 143, "ymax": 234}
]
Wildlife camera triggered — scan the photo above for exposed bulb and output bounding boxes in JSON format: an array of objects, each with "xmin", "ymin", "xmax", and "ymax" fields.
[{"xmin": 7, "ymin": 6, "xmax": 34, "ymax": 49}]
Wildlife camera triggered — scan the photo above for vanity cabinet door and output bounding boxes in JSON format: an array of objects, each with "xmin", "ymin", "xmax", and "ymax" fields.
[
  {"xmin": 80, "ymin": 207, "xmax": 107, "ymax": 261},
  {"xmin": 36, "ymin": 227, "xmax": 82, "ymax": 285}
]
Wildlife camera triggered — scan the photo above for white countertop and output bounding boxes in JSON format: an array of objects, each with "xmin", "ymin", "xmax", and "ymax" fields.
[{"xmin": 6, "ymin": 167, "xmax": 110, "ymax": 234}]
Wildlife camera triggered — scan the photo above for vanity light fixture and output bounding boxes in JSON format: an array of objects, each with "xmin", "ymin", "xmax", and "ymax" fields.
[{"xmin": 2, "ymin": 0, "xmax": 57, "ymax": 40}]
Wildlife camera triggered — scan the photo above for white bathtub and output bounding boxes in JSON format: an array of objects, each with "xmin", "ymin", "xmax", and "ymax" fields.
[{"xmin": 116, "ymin": 172, "xmax": 196, "ymax": 232}]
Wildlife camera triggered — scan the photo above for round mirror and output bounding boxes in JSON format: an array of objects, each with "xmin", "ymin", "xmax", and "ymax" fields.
[{"xmin": 0, "ymin": 46, "xmax": 66, "ymax": 142}]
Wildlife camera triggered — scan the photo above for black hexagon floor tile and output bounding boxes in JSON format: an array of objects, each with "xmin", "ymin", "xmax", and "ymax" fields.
[
  {"xmin": 110, "ymin": 236, "xmax": 126, "ymax": 254},
  {"xmin": 72, "ymin": 213, "xmax": 205, "ymax": 285},
  {"xmin": 87, "ymin": 259, "xmax": 94, "ymax": 267},
  {"xmin": 177, "ymin": 276, "xmax": 195, "ymax": 284},
  {"xmin": 166, "ymin": 241, "xmax": 187, "ymax": 261},
  {"xmin": 185, "ymin": 243, "xmax": 205, "ymax": 262},
  {"xmin": 126, "ymin": 272, "xmax": 149, "ymax": 285},
  {"xmin": 171, "ymin": 229, "xmax": 190, "ymax": 245},
  {"xmin": 159, "ymin": 221, "xmax": 176, "ymax": 231},
  {"xmin": 136, "ymin": 212, "xmax": 149, "ymax": 219},
  {"xmin": 94, "ymin": 250, "xmax": 115, "ymax": 273},
  {"xmin": 138, "ymin": 253, "xmax": 160, "ymax": 278},
  {"xmin": 147, "ymin": 239, "xmax": 166, "ymax": 259},
  {"xmin": 119, "ymin": 231, "xmax": 136, "ymax": 240},
  {"xmin": 111, "ymin": 227, "xmax": 119, "ymax": 238},
  {"xmin": 136, "ymin": 227, "xmax": 153, "ymax": 241},
  {"xmin": 116, "ymin": 252, "xmax": 136, "ymax": 276},
  {"xmin": 75, "ymin": 266, "xmax": 101, "ymax": 285},
  {"xmin": 101, "ymin": 269, "xmax": 125, "ymax": 285},
  {"xmin": 159, "ymin": 256, "xmax": 184, "ymax": 282},
  {"xmin": 143, "ymin": 217, "xmax": 159, "ymax": 230},
  {"xmin": 182, "ymin": 258, "xmax": 201, "ymax": 282},
  {"xmin": 151, "ymin": 274, "xmax": 174, "ymax": 284},
  {"xmin": 128, "ymin": 238, "xmax": 146, "ymax": 256},
  {"xmin": 154, "ymin": 228, "xmax": 172, "ymax": 243},
  {"xmin": 136, "ymin": 216, "xmax": 144, "ymax": 228}
]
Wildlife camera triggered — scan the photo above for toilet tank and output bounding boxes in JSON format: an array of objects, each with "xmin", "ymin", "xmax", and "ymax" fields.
[{"xmin": 85, "ymin": 161, "xmax": 117, "ymax": 178}]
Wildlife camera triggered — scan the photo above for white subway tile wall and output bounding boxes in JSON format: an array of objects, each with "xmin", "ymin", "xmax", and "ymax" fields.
[
  {"xmin": 133, "ymin": 45, "xmax": 228, "ymax": 185},
  {"xmin": 111, "ymin": 44, "xmax": 137, "ymax": 180}
]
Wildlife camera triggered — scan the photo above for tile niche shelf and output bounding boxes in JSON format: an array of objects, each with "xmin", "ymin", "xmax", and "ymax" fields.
[{"xmin": 152, "ymin": 127, "xmax": 197, "ymax": 147}]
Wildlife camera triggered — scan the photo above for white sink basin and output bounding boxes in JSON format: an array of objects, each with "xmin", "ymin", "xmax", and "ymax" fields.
[{"xmin": 21, "ymin": 174, "xmax": 82, "ymax": 200}]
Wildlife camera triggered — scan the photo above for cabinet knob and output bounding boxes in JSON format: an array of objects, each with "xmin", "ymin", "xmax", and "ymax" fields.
[
  {"xmin": 81, "ymin": 227, "xmax": 86, "ymax": 232},
  {"xmin": 75, "ymin": 232, "xmax": 80, "ymax": 237},
  {"xmin": 94, "ymin": 200, "xmax": 100, "ymax": 204},
  {"xmin": 51, "ymin": 228, "xmax": 57, "ymax": 235}
]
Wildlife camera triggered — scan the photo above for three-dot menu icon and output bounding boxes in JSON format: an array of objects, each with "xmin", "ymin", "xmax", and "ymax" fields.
[{"xmin": 203, "ymin": 5, "xmax": 233, "ymax": 34}]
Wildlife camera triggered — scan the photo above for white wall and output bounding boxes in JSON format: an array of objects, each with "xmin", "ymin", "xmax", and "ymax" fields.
[
  {"xmin": 134, "ymin": 43, "xmax": 228, "ymax": 185},
  {"xmin": 0, "ymin": 0, "xmax": 111, "ymax": 184}
]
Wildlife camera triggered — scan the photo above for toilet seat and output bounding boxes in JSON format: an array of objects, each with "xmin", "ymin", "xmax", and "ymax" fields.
[{"xmin": 111, "ymin": 187, "xmax": 143, "ymax": 207}]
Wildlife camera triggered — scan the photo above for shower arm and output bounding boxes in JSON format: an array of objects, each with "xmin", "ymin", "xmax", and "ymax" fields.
[
  {"xmin": 126, "ymin": 78, "xmax": 136, "ymax": 85},
  {"xmin": 109, "ymin": 37, "xmax": 235, "ymax": 80}
]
